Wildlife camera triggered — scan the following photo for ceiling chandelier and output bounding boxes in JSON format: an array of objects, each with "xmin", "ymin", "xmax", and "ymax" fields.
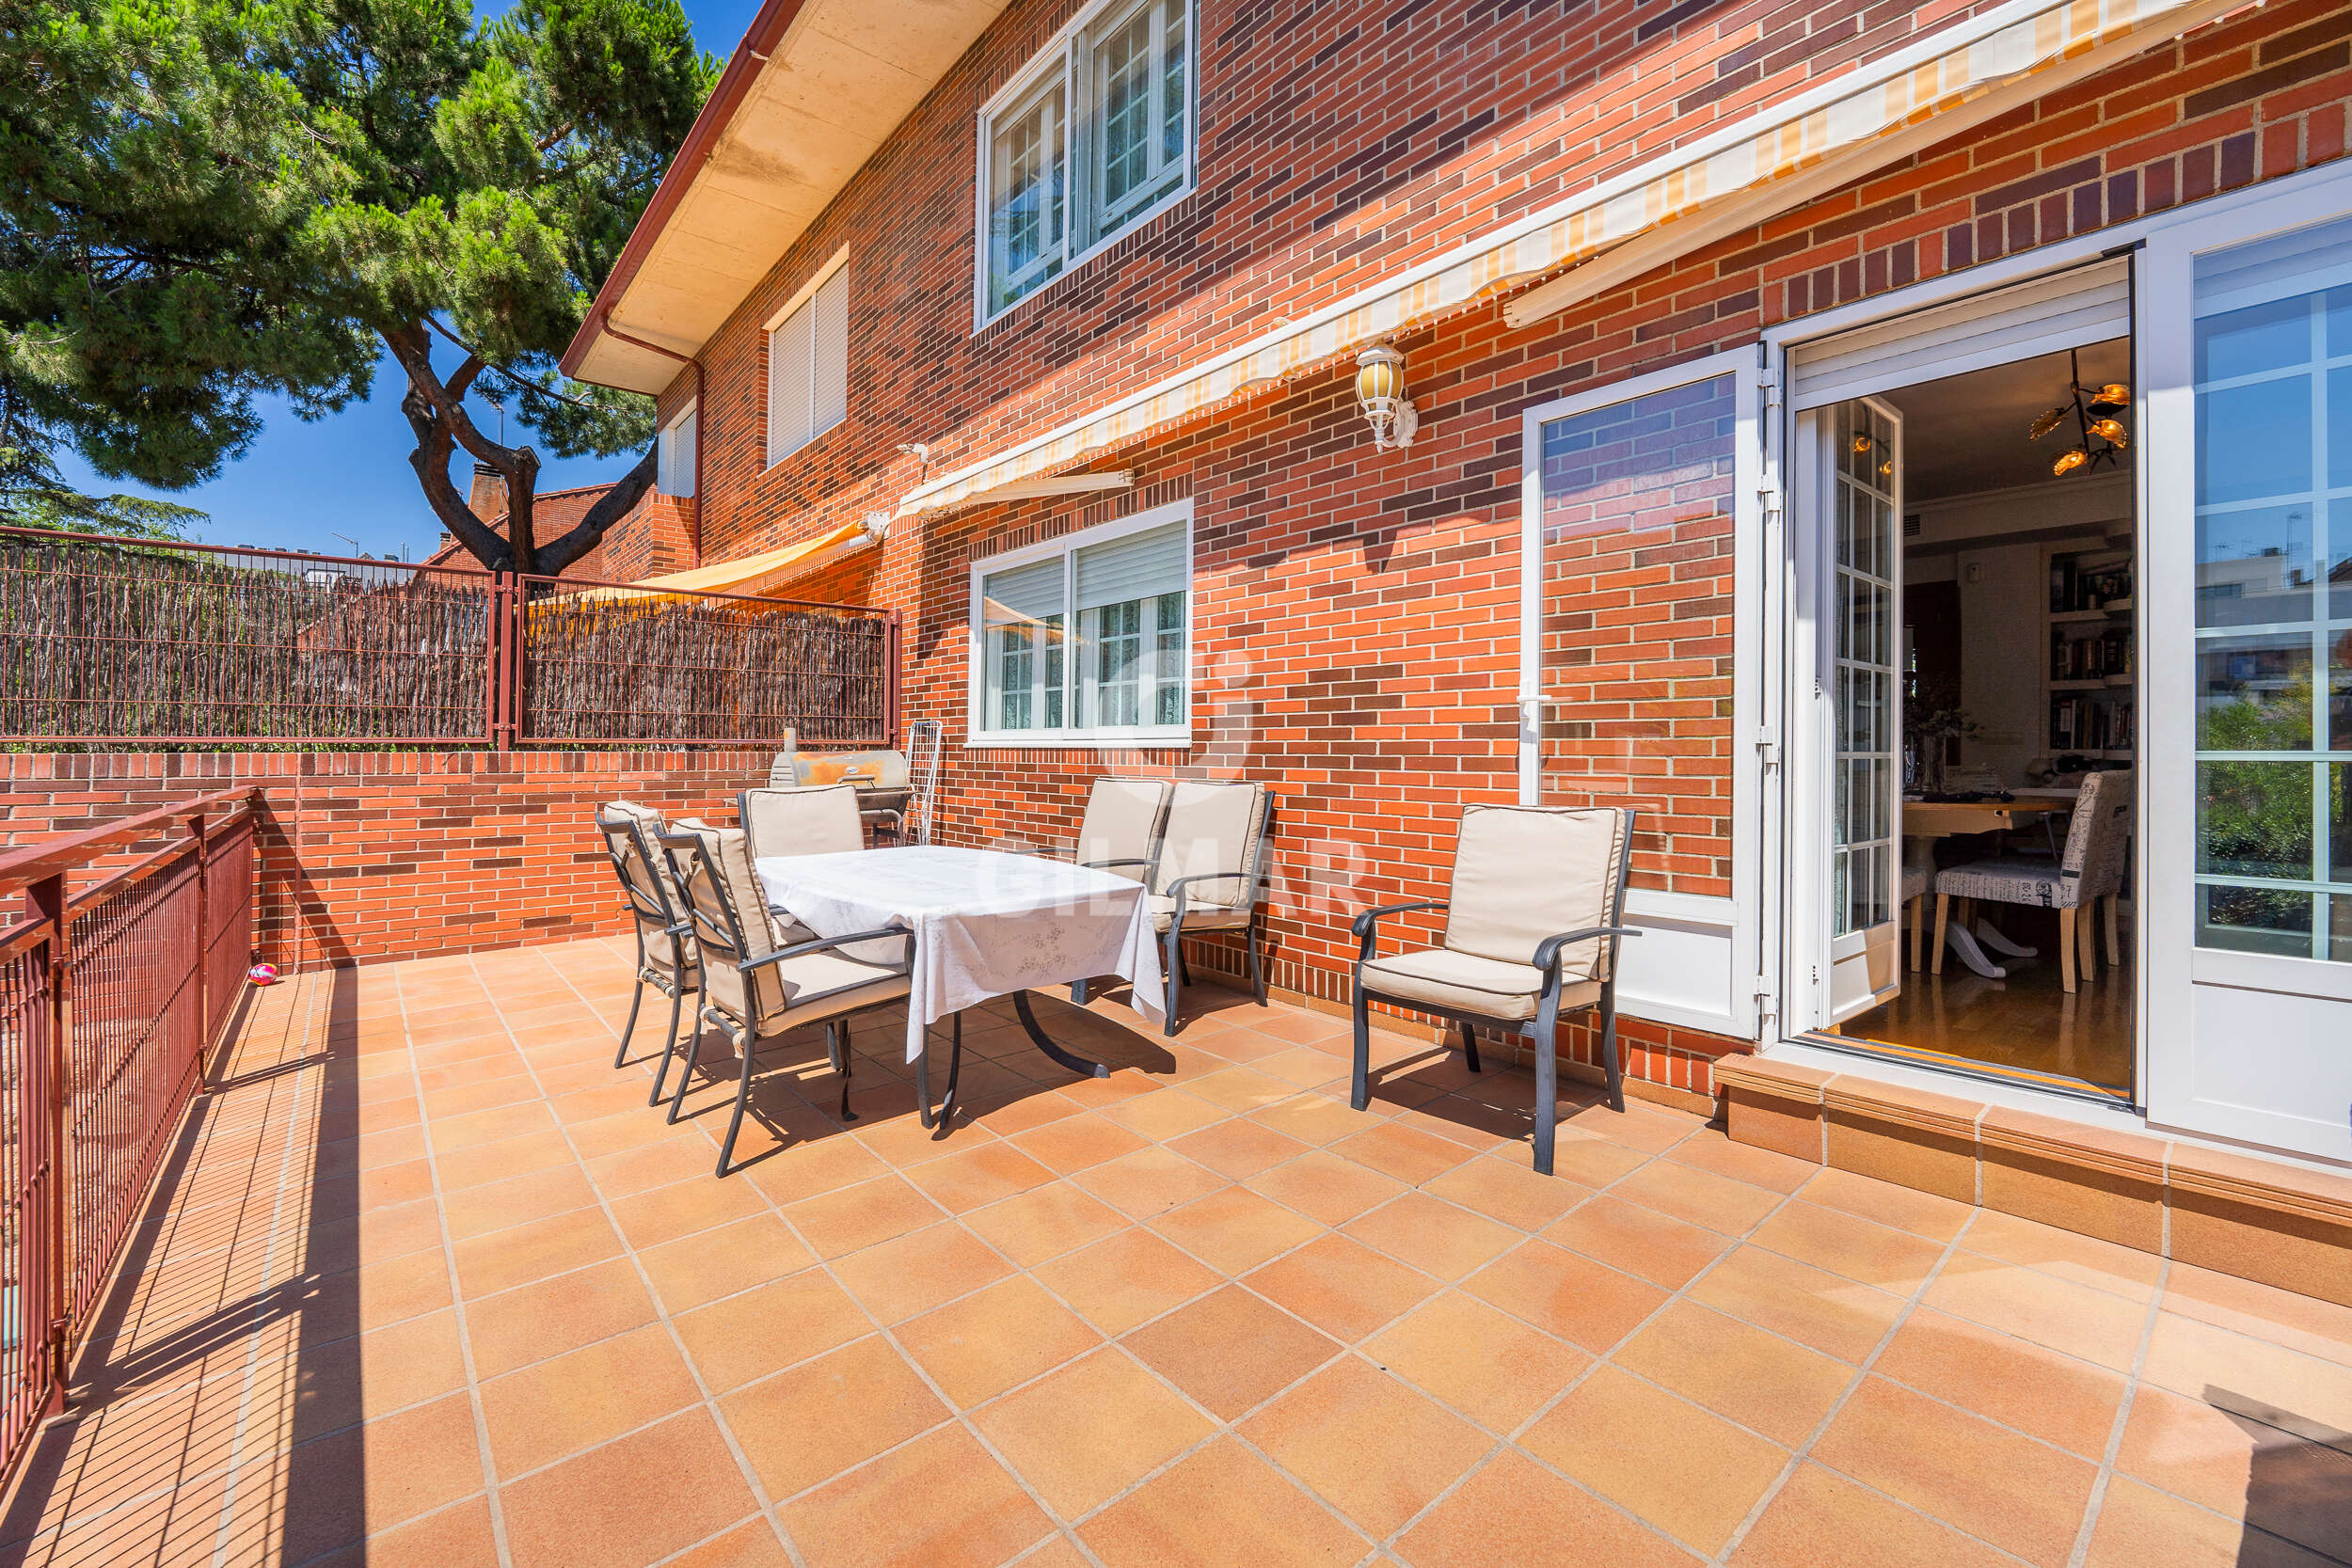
[{"xmin": 2029, "ymin": 347, "xmax": 2130, "ymax": 477}]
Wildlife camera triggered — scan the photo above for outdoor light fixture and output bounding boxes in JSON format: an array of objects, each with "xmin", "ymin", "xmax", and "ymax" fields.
[
  {"xmin": 2030, "ymin": 350, "xmax": 2130, "ymax": 477},
  {"xmin": 1354, "ymin": 344, "xmax": 1419, "ymax": 451}
]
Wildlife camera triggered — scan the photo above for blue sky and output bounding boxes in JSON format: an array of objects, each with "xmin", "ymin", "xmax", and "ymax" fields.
[{"xmin": 51, "ymin": 0, "xmax": 764, "ymax": 562}]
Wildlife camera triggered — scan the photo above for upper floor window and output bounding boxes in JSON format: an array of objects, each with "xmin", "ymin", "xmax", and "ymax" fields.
[
  {"xmin": 977, "ymin": 0, "xmax": 1194, "ymax": 325},
  {"xmin": 969, "ymin": 501, "xmax": 1192, "ymax": 745},
  {"xmin": 767, "ymin": 253, "xmax": 848, "ymax": 467},
  {"xmin": 656, "ymin": 403, "xmax": 697, "ymax": 497}
]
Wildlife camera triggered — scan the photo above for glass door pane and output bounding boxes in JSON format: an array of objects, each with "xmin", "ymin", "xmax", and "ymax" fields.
[{"xmin": 1827, "ymin": 398, "xmax": 1903, "ymax": 1021}]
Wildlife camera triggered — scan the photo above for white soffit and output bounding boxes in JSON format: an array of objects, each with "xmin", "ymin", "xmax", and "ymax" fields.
[
  {"xmin": 899, "ymin": 0, "xmax": 2241, "ymax": 515},
  {"xmin": 577, "ymin": 0, "xmax": 1011, "ymax": 394}
]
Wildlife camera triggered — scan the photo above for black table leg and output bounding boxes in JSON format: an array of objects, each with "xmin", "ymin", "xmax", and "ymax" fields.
[
  {"xmin": 915, "ymin": 1010, "xmax": 964, "ymax": 1130},
  {"xmin": 1012, "ymin": 990, "xmax": 1111, "ymax": 1080}
]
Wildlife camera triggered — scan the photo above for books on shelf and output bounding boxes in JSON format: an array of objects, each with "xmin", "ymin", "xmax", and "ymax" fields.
[{"xmin": 2048, "ymin": 556, "xmax": 2135, "ymax": 613}]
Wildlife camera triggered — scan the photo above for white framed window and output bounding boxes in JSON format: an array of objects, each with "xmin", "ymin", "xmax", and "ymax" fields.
[
  {"xmin": 968, "ymin": 500, "xmax": 1192, "ymax": 746},
  {"xmin": 766, "ymin": 253, "xmax": 849, "ymax": 467},
  {"xmin": 975, "ymin": 0, "xmax": 1194, "ymax": 326},
  {"xmin": 656, "ymin": 403, "xmax": 697, "ymax": 497}
]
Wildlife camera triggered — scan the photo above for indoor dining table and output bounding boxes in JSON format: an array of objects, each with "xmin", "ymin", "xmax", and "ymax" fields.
[{"xmin": 754, "ymin": 845, "xmax": 1165, "ymax": 1128}]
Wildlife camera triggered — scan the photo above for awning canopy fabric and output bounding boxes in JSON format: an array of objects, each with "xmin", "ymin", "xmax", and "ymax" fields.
[
  {"xmin": 896, "ymin": 0, "xmax": 2232, "ymax": 519},
  {"xmin": 563, "ymin": 518, "xmax": 882, "ymax": 605}
]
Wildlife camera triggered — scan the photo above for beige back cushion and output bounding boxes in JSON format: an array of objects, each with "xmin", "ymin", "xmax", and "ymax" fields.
[
  {"xmin": 740, "ymin": 784, "xmax": 864, "ymax": 861},
  {"xmin": 673, "ymin": 820, "xmax": 787, "ymax": 1027},
  {"xmin": 603, "ymin": 800, "xmax": 690, "ymax": 920},
  {"xmin": 1151, "ymin": 782, "xmax": 1267, "ymax": 909},
  {"xmin": 1077, "ymin": 778, "xmax": 1170, "ymax": 870},
  {"xmin": 1443, "ymin": 806, "xmax": 1628, "ymax": 981}
]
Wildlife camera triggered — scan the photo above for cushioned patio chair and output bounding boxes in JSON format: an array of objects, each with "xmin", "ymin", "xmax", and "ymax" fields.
[
  {"xmin": 739, "ymin": 782, "xmax": 866, "ymax": 863},
  {"xmin": 1350, "ymin": 805, "xmax": 1640, "ymax": 1176},
  {"xmin": 1065, "ymin": 777, "xmax": 1172, "ymax": 1006},
  {"xmin": 658, "ymin": 821, "xmax": 913, "ymax": 1177},
  {"xmin": 1934, "ymin": 768, "xmax": 2133, "ymax": 994},
  {"xmin": 1152, "ymin": 781, "xmax": 1274, "ymax": 1036},
  {"xmin": 594, "ymin": 802, "xmax": 700, "ymax": 1106}
]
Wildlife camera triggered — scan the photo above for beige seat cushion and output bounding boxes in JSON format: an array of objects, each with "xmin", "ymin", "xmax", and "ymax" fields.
[
  {"xmin": 753, "ymin": 950, "xmax": 911, "ymax": 1036},
  {"xmin": 1444, "ymin": 805, "xmax": 1627, "ymax": 983},
  {"xmin": 1359, "ymin": 947, "xmax": 1601, "ymax": 1022},
  {"xmin": 1150, "ymin": 894, "xmax": 1252, "ymax": 932},
  {"xmin": 1151, "ymin": 781, "xmax": 1268, "ymax": 909},
  {"xmin": 675, "ymin": 817, "xmax": 813, "ymax": 946},
  {"xmin": 1076, "ymin": 777, "xmax": 1170, "ymax": 876}
]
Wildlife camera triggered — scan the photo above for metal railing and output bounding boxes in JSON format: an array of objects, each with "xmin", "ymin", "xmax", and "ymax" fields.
[
  {"xmin": 0, "ymin": 529, "xmax": 898, "ymax": 749},
  {"xmin": 0, "ymin": 786, "xmax": 260, "ymax": 1493}
]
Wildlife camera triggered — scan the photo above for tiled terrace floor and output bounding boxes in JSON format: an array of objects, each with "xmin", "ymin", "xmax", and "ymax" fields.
[{"xmin": 5, "ymin": 936, "xmax": 2350, "ymax": 1568}]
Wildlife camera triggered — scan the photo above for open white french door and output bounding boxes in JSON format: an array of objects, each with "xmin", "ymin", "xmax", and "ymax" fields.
[{"xmin": 1788, "ymin": 397, "xmax": 1905, "ymax": 1027}]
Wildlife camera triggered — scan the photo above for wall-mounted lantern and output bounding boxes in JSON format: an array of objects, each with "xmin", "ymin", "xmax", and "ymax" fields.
[{"xmin": 1354, "ymin": 344, "xmax": 1420, "ymax": 451}]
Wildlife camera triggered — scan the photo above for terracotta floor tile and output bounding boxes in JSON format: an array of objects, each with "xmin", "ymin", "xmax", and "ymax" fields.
[
  {"xmin": 1796, "ymin": 1165, "xmax": 1974, "ymax": 1241},
  {"xmin": 2080, "ymin": 1477, "xmax": 2296, "ymax": 1568},
  {"xmin": 898, "ymin": 1275, "xmax": 1104, "ymax": 1407},
  {"xmin": 1329, "ymin": 1119, "xmax": 1475, "ymax": 1186},
  {"xmin": 1728, "ymin": 1463, "xmax": 2013, "ymax": 1568},
  {"xmin": 499, "ymin": 1410, "xmax": 760, "ymax": 1568},
  {"xmin": 1081, "ymin": 1436, "xmax": 1365, "ymax": 1568},
  {"xmin": 481, "ymin": 1322, "xmax": 703, "ymax": 1477},
  {"xmin": 781, "ymin": 1174, "xmax": 945, "ymax": 1260},
  {"xmin": 237, "ymin": 1394, "xmax": 485, "ymax": 1564},
  {"xmin": 1149, "ymin": 1185, "xmax": 1324, "ymax": 1275},
  {"xmin": 463, "ymin": 1255, "xmax": 659, "ymax": 1380},
  {"xmin": 1248, "ymin": 1093, "xmax": 1378, "ymax": 1148},
  {"xmin": 430, "ymin": 1099, "xmax": 562, "ymax": 1152},
  {"xmin": 1665, "ymin": 1128, "xmax": 1820, "ymax": 1194},
  {"xmin": 2139, "ymin": 1312, "xmax": 2352, "ymax": 1443},
  {"xmin": 720, "ymin": 1334, "xmax": 950, "ymax": 1499},
  {"xmin": 961, "ymin": 1182, "xmax": 1128, "ymax": 1269},
  {"xmin": 1611, "ymin": 1299, "xmax": 1853, "ymax": 1449},
  {"xmin": 1070, "ymin": 1147, "xmax": 1230, "ymax": 1219},
  {"xmin": 1122, "ymin": 1285, "xmax": 1341, "ymax": 1420},
  {"xmin": 288, "ymin": 1307, "xmax": 470, "ymax": 1437},
  {"xmin": 1244, "ymin": 1148, "xmax": 1409, "ymax": 1227},
  {"xmin": 636, "ymin": 1213, "xmax": 815, "ymax": 1313},
  {"xmin": 438, "ymin": 1164, "xmax": 598, "ymax": 1244},
  {"xmin": 1242, "ymin": 1355, "xmax": 1492, "ymax": 1536},
  {"xmin": 1873, "ymin": 1307, "xmax": 2127, "ymax": 1457},
  {"xmin": 661, "ymin": 1517, "xmax": 797, "ymax": 1568},
  {"xmin": 1364, "ymin": 1289, "xmax": 1591, "ymax": 1431},
  {"xmin": 902, "ymin": 1141, "xmax": 1060, "ymax": 1214},
  {"xmin": 1812, "ymin": 1376, "xmax": 2096, "ymax": 1566},
  {"xmin": 1462, "ymin": 1240, "xmax": 1668, "ymax": 1353},
  {"xmin": 1032, "ymin": 1227, "xmax": 1221, "ymax": 1336},
  {"xmin": 606, "ymin": 1169, "xmax": 772, "ymax": 1249},
  {"xmin": 1922, "ymin": 1252, "xmax": 2151, "ymax": 1371},
  {"xmin": 1958, "ymin": 1208, "xmax": 2163, "ymax": 1301},
  {"xmin": 435, "ymin": 1129, "xmax": 578, "ymax": 1192},
  {"xmin": 305, "ymin": 1495, "xmax": 502, "ymax": 1568},
  {"xmin": 1610, "ymin": 1158, "xmax": 1783, "ymax": 1235},
  {"xmin": 666, "ymin": 1266, "xmax": 868, "ymax": 1392},
  {"xmin": 973, "ymin": 1346, "xmax": 1215, "ymax": 1517},
  {"xmin": 1527, "ymin": 1364, "xmax": 1788, "ymax": 1552},
  {"xmin": 1687, "ymin": 1245, "xmax": 1906, "ymax": 1363},
  {"xmin": 2115, "ymin": 1380, "xmax": 2352, "ymax": 1560},
  {"xmin": 961, "ymin": 1087, "xmax": 1089, "ymax": 1137},
  {"xmin": 1421, "ymin": 1155, "xmax": 1594, "ymax": 1232},
  {"xmin": 2163, "ymin": 1261, "xmax": 2352, "ymax": 1370},
  {"xmin": 1009, "ymin": 1113, "xmax": 1152, "ymax": 1175},
  {"xmin": 776, "ymin": 1423, "xmax": 1055, "ymax": 1568},
  {"xmin": 832, "ymin": 1220, "xmax": 1014, "ymax": 1323},
  {"xmin": 451, "ymin": 1207, "xmax": 623, "ymax": 1300},
  {"xmin": 1167, "ymin": 1117, "xmax": 1311, "ymax": 1181},
  {"xmin": 1544, "ymin": 1195, "xmax": 1734, "ymax": 1290},
  {"xmin": 1338, "ymin": 1190, "xmax": 1520, "ymax": 1284},
  {"xmin": 1396, "ymin": 1447, "xmax": 1701, "ymax": 1567},
  {"xmin": 1246, "ymin": 1232, "xmax": 1440, "ymax": 1342},
  {"xmin": 1100, "ymin": 1087, "xmax": 1233, "ymax": 1142},
  {"xmin": 739, "ymin": 1134, "xmax": 893, "ymax": 1207},
  {"xmin": 1749, "ymin": 1199, "xmax": 1947, "ymax": 1294},
  {"xmin": 1180, "ymin": 1066, "xmax": 1299, "ymax": 1116}
]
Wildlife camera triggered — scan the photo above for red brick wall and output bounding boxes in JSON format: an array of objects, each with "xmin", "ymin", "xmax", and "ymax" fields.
[{"xmin": 1, "ymin": 752, "xmax": 779, "ymax": 972}]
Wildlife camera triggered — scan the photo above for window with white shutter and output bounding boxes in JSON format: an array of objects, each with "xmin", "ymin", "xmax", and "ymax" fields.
[
  {"xmin": 657, "ymin": 404, "xmax": 697, "ymax": 496},
  {"xmin": 766, "ymin": 261, "xmax": 849, "ymax": 467},
  {"xmin": 967, "ymin": 502, "xmax": 1192, "ymax": 744}
]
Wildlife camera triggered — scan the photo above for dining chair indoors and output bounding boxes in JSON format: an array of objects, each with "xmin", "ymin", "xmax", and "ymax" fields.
[
  {"xmin": 594, "ymin": 802, "xmax": 700, "ymax": 1106},
  {"xmin": 1152, "ymin": 781, "xmax": 1274, "ymax": 1036},
  {"xmin": 1066, "ymin": 777, "xmax": 1171, "ymax": 1006},
  {"xmin": 658, "ymin": 822, "xmax": 914, "ymax": 1177},
  {"xmin": 1933, "ymin": 768, "xmax": 2133, "ymax": 993},
  {"xmin": 1350, "ymin": 805, "xmax": 1640, "ymax": 1176}
]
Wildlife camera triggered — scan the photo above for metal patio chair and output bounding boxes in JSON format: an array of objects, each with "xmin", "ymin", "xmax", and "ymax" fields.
[
  {"xmin": 1064, "ymin": 776, "xmax": 1172, "ymax": 1006},
  {"xmin": 739, "ymin": 782, "xmax": 866, "ymax": 862},
  {"xmin": 1152, "ymin": 781, "xmax": 1275, "ymax": 1036},
  {"xmin": 658, "ymin": 820, "xmax": 913, "ymax": 1177},
  {"xmin": 1349, "ymin": 804, "xmax": 1640, "ymax": 1177},
  {"xmin": 594, "ymin": 802, "xmax": 702, "ymax": 1107}
]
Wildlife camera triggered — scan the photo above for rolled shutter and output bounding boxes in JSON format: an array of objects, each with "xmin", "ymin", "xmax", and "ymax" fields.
[
  {"xmin": 981, "ymin": 558, "xmax": 1065, "ymax": 626},
  {"xmin": 1074, "ymin": 522, "xmax": 1186, "ymax": 609},
  {"xmin": 767, "ymin": 309, "xmax": 812, "ymax": 465},
  {"xmin": 1789, "ymin": 258, "xmax": 2130, "ymax": 410},
  {"xmin": 811, "ymin": 268, "xmax": 849, "ymax": 437}
]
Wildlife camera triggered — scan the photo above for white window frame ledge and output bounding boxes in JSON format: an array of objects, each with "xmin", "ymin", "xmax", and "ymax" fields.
[{"xmin": 964, "ymin": 729, "xmax": 1194, "ymax": 752}]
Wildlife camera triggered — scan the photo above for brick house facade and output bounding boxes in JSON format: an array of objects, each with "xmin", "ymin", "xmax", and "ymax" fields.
[{"xmin": 565, "ymin": 0, "xmax": 2352, "ymax": 1125}]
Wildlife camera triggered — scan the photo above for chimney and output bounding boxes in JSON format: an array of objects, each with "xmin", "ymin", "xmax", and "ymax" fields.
[{"xmin": 467, "ymin": 461, "xmax": 507, "ymax": 521}]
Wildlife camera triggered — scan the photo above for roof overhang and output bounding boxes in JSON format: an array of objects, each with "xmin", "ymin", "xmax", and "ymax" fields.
[
  {"xmin": 897, "ymin": 0, "xmax": 2248, "ymax": 516},
  {"xmin": 563, "ymin": 0, "xmax": 1011, "ymax": 395}
]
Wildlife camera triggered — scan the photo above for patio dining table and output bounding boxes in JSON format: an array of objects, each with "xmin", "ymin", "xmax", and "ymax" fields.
[{"xmin": 754, "ymin": 846, "xmax": 1164, "ymax": 1127}]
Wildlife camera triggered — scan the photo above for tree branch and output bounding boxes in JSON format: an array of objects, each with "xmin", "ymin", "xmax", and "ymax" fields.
[
  {"xmin": 382, "ymin": 324, "xmax": 512, "ymax": 474},
  {"xmin": 535, "ymin": 446, "xmax": 658, "ymax": 577},
  {"xmin": 400, "ymin": 384, "xmax": 511, "ymax": 570}
]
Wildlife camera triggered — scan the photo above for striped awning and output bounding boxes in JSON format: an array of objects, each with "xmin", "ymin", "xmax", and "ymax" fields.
[
  {"xmin": 898, "ymin": 0, "xmax": 2228, "ymax": 517},
  {"xmin": 562, "ymin": 518, "xmax": 883, "ymax": 604}
]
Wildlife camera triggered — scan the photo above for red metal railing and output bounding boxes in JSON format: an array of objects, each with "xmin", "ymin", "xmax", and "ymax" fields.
[
  {"xmin": 0, "ymin": 787, "xmax": 260, "ymax": 1493},
  {"xmin": 0, "ymin": 528, "xmax": 897, "ymax": 749}
]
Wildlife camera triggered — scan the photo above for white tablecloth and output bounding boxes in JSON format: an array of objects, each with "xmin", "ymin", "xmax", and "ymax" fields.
[{"xmin": 754, "ymin": 847, "xmax": 1165, "ymax": 1064}]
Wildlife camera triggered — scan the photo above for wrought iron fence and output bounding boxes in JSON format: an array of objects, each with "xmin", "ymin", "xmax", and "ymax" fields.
[
  {"xmin": 0, "ymin": 529, "xmax": 898, "ymax": 749},
  {"xmin": 0, "ymin": 787, "xmax": 259, "ymax": 1494}
]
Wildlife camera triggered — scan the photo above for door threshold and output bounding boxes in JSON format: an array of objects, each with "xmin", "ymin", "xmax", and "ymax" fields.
[{"xmin": 1795, "ymin": 1032, "xmax": 2135, "ymax": 1109}]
